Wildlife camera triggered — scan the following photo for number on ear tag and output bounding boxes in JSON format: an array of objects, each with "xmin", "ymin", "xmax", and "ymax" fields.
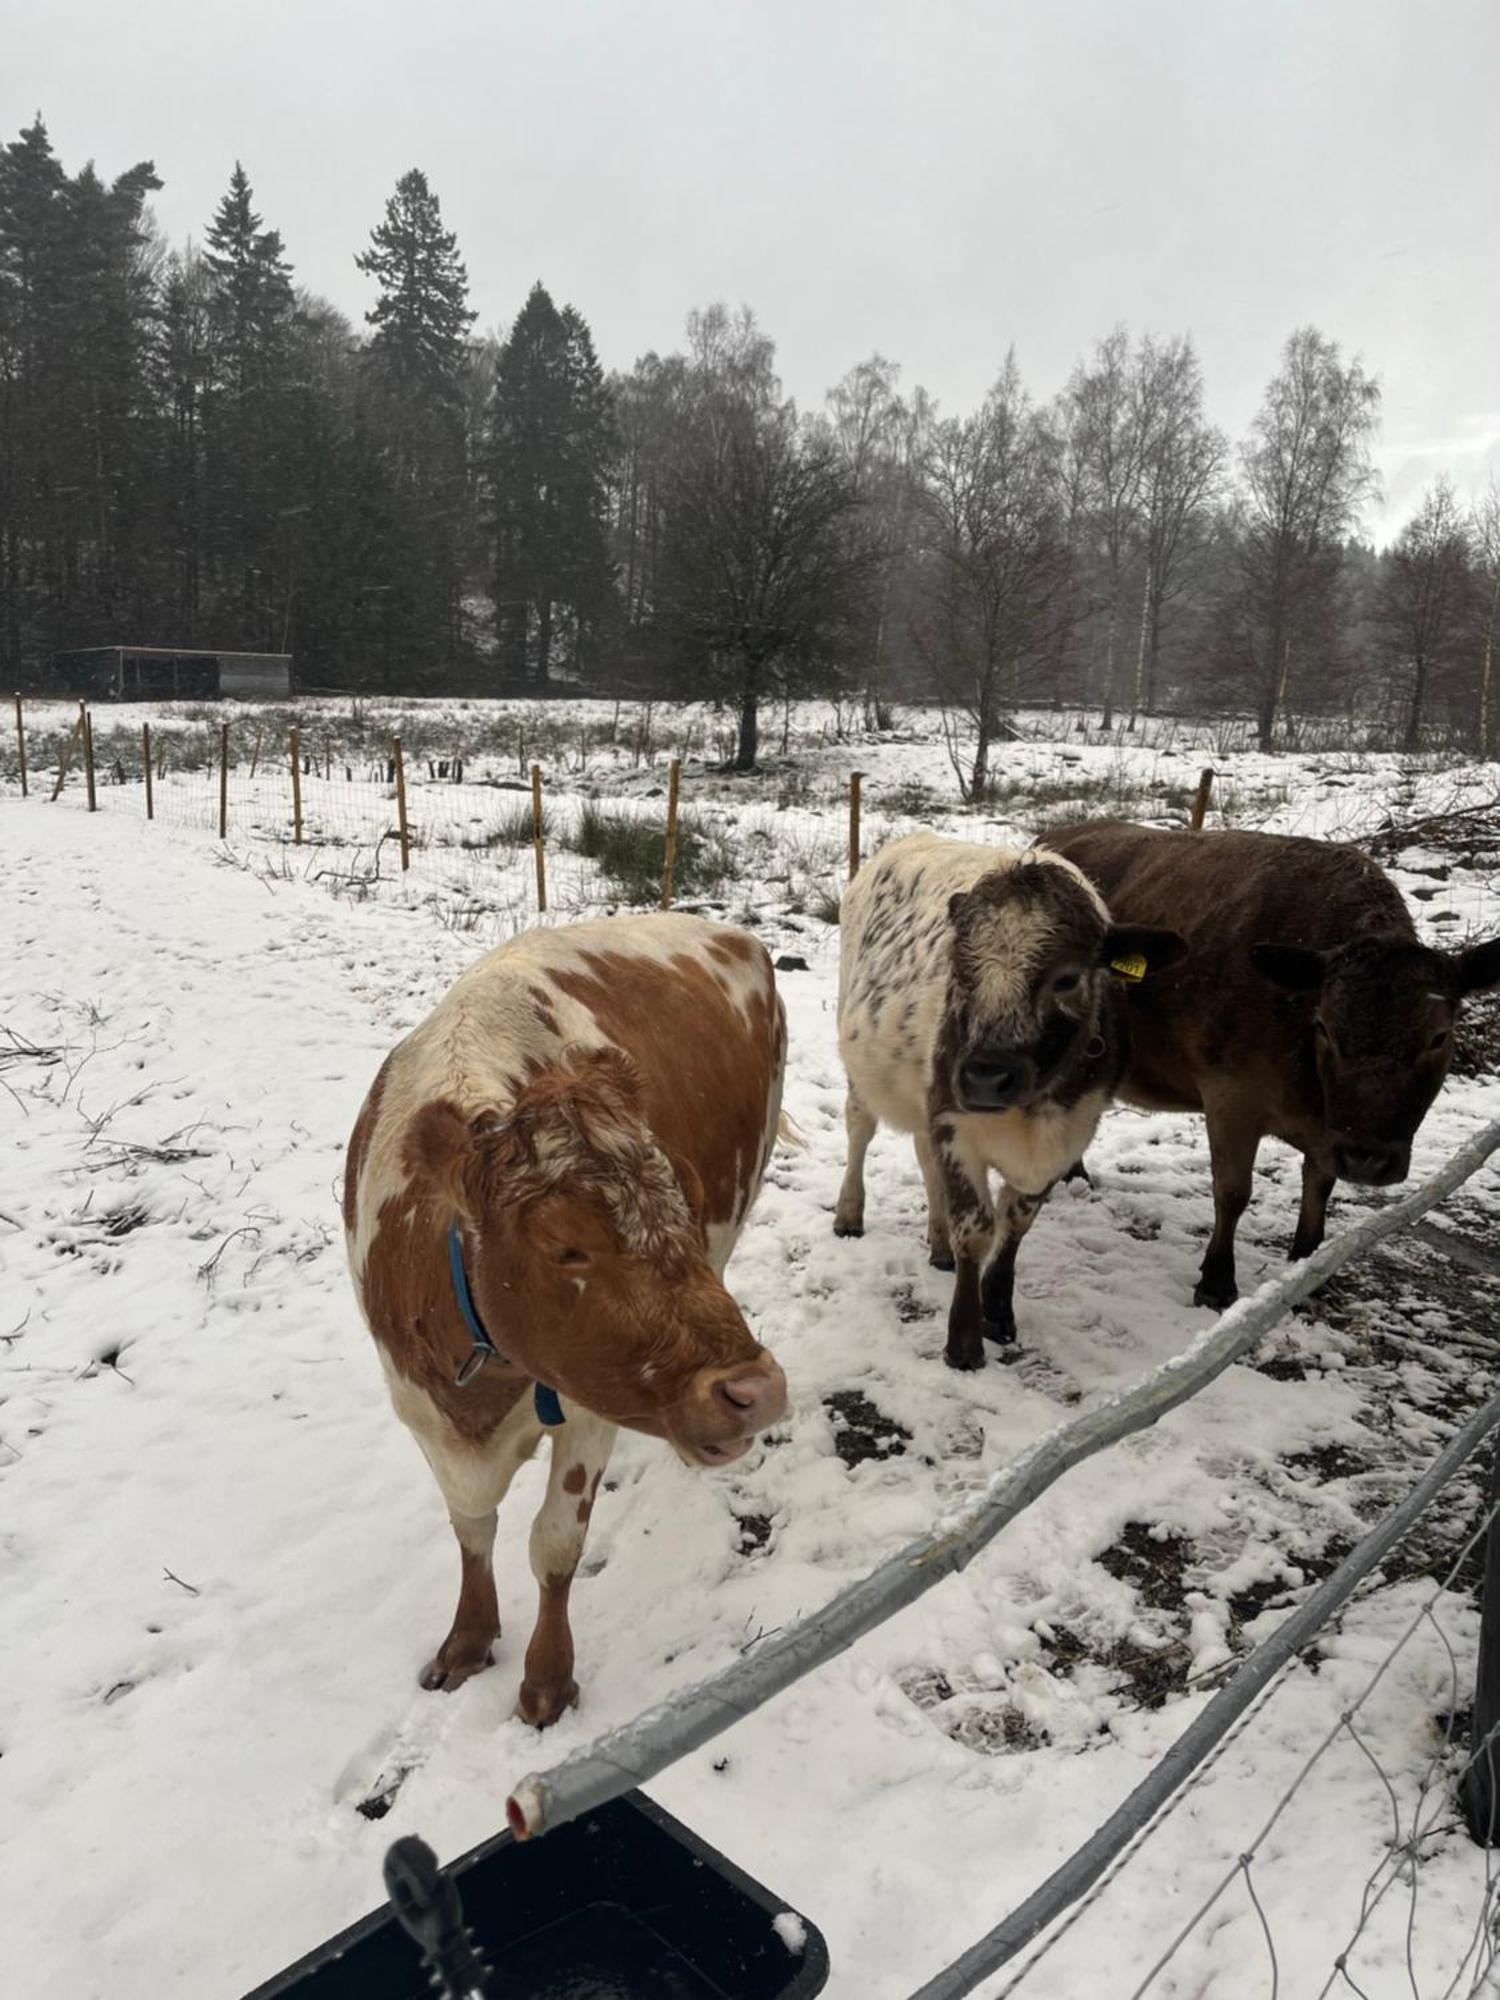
[{"xmin": 1110, "ymin": 953, "xmax": 1148, "ymax": 982}]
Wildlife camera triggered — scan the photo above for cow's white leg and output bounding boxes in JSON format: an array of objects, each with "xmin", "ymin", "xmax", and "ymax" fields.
[
  {"xmin": 979, "ymin": 1182, "xmax": 1050, "ymax": 1346},
  {"xmin": 833, "ymin": 1084, "xmax": 878, "ymax": 1238},
  {"xmin": 913, "ymin": 1127, "xmax": 953, "ymax": 1269},
  {"xmin": 519, "ymin": 1407, "xmax": 617, "ymax": 1728},
  {"xmin": 388, "ymin": 1381, "xmax": 544, "ymax": 1694}
]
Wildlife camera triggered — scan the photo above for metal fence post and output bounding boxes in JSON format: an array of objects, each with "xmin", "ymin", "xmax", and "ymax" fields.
[
  {"xmin": 290, "ymin": 726, "xmax": 303, "ymax": 845},
  {"xmin": 849, "ymin": 770, "xmax": 863, "ymax": 879},
  {"xmin": 14, "ymin": 694, "xmax": 26, "ymax": 797},
  {"xmin": 218, "ymin": 721, "xmax": 229, "ymax": 837},
  {"xmin": 142, "ymin": 723, "xmax": 154, "ymax": 820}
]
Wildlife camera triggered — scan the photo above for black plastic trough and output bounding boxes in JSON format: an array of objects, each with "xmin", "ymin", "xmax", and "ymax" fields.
[{"xmin": 244, "ymin": 1788, "xmax": 830, "ymax": 1999}]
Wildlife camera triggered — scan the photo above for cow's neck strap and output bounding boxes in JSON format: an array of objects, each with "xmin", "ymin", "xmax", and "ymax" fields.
[{"xmin": 447, "ymin": 1223, "xmax": 564, "ymax": 1426}]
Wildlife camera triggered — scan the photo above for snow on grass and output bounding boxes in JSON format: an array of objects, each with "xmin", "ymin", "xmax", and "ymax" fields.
[{"xmin": 2, "ymin": 705, "xmax": 1499, "ymax": 1997}]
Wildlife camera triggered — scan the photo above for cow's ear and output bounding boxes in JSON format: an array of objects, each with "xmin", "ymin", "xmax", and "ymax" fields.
[
  {"xmin": 1454, "ymin": 937, "xmax": 1500, "ymax": 997},
  {"xmin": 1101, "ymin": 925, "xmax": 1188, "ymax": 981},
  {"xmin": 948, "ymin": 891, "xmax": 970, "ymax": 926},
  {"xmin": 1250, "ymin": 942, "xmax": 1328, "ymax": 992},
  {"xmin": 405, "ymin": 1100, "xmax": 508, "ymax": 1219}
]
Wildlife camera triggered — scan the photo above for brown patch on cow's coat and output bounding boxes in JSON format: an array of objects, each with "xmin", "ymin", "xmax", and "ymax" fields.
[
  {"xmin": 343, "ymin": 1054, "xmax": 392, "ymax": 1234},
  {"xmin": 562, "ymin": 1463, "xmax": 587, "ymax": 1495},
  {"xmin": 547, "ymin": 946, "xmax": 781, "ymax": 1231}
]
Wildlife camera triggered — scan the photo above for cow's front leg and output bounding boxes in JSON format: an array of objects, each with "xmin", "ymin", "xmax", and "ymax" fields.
[
  {"xmin": 934, "ymin": 1125, "xmax": 993, "ymax": 1371},
  {"xmin": 413, "ymin": 1394, "xmax": 542, "ymax": 1693},
  {"xmin": 1196, "ymin": 1094, "xmax": 1262, "ymax": 1309},
  {"xmin": 980, "ymin": 1183, "xmax": 1049, "ymax": 1347},
  {"xmin": 833, "ymin": 1084, "xmax": 878, "ymax": 1237},
  {"xmin": 1289, "ymin": 1153, "xmax": 1335, "ymax": 1262},
  {"xmin": 519, "ymin": 1407, "xmax": 616, "ymax": 1728},
  {"xmin": 914, "ymin": 1127, "xmax": 953, "ymax": 1269}
]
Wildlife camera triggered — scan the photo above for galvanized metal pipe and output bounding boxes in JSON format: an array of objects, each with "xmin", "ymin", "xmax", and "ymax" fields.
[{"xmin": 506, "ymin": 1116, "xmax": 1500, "ymax": 1841}]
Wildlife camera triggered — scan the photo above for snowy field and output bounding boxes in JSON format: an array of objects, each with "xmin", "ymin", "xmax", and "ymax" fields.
[{"xmin": 4, "ymin": 699, "xmax": 1500, "ymax": 1997}]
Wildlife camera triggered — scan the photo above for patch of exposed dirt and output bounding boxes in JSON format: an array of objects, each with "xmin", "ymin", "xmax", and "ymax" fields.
[
  {"xmin": 1097, "ymin": 1521, "xmax": 1193, "ymax": 1612},
  {"xmin": 825, "ymin": 1389, "xmax": 913, "ymax": 1468}
]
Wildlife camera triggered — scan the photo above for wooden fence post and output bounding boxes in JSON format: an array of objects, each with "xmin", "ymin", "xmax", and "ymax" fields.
[
  {"xmin": 14, "ymin": 694, "xmax": 26, "ymax": 797},
  {"xmin": 248, "ymin": 723, "xmax": 263, "ymax": 780},
  {"xmin": 142, "ymin": 723, "xmax": 154, "ymax": 820},
  {"xmin": 1189, "ymin": 766, "xmax": 1214, "ymax": 831},
  {"xmin": 849, "ymin": 770, "xmax": 863, "ymax": 879},
  {"xmin": 392, "ymin": 735, "xmax": 411, "ymax": 871},
  {"xmin": 51, "ymin": 711, "xmax": 83, "ymax": 800},
  {"xmin": 530, "ymin": 763, "xmax": 547, "ymax": 914},
  {"xmin": 290, "ymin": 727, "xmax": 303, "ymax": 846},
  {"xmin": 660, "ymin": 758, "xmax": 682, "ymax": 909},
  {"xmin": 81, "ymin": 703, "xmax": 98, "ymax": 813},
  {"xmin": 218, "ymin": 722, "xmax": 229, "ymax": 837}
]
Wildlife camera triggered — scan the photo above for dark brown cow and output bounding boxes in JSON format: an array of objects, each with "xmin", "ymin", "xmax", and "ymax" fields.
[
  {"xmin": 1047, "ymin": 821, "xmax": 1500, "ymax": 1307},
  {"xmin": 344, "ymin": 913, "xmax": 788, "ymax": 1725}
]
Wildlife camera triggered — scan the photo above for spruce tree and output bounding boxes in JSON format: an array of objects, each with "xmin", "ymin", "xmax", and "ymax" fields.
[{"xmin": 355, "ymin": 169, "xmax": 474, "ymax": 401}]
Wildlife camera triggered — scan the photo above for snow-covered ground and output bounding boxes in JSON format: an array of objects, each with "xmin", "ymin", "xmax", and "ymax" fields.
[{"xmin": 3, "ymin": 703, "xmax": 1500, "ymax": 1997}]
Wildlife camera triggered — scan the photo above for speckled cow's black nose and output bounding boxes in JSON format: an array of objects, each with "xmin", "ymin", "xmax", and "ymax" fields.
[{"xmin": 957, "ymin": 1051, "xmax": 1035, "ymax": 1110}]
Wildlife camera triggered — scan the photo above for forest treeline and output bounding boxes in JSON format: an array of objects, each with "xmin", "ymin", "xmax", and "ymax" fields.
[{"xmin": 2, "ymin": 120, "xmax": 1497, "ymax": 774}]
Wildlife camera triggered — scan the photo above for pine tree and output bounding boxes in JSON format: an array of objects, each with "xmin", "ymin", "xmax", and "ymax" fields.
[
  {"xmin": 203, "ymin": 163, "xmax": 293, "ymax": 391},
  {"xmin": 355, "ymin": 169, "xmax": 474, "ymax": 402},
  {"xmin": 486, "ymin": 282, "xmax": 616, "ymax": 688}
]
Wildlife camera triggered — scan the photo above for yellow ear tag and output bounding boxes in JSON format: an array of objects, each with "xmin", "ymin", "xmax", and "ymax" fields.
[{"xmin": 1109, "ymin": 953, "xmax": 1148, "ymax": 982}]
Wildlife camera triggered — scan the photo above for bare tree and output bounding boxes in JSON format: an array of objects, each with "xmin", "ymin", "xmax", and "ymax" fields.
[
  {"xmin": 1473, "ymin": 478, "xmax": 1500, "ymax": 757},
  {"xmin": 1238, "ymin": 327, "xmax": 1381, "ymax": 748},
  {"xmin": 1129, "ymin": 334, "xmax": 1226, "ymax": 716},
  {"xmin": 1060, "ymin": 327, "xmax": 1149, "ymax": 728},
  {"xmin": 1376, "ymin": 477, "xmax": 1474, "ymax": 749},
  {"xmin": 915, "ymin": 353, "xmax": 1071, "ymax": 799},
  {"xmin": 657, "ymin": 397, "xmax": 874, "ymax": 769}
]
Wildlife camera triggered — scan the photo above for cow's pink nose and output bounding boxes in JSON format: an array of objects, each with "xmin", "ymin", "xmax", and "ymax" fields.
[{"xmin": 714, "ymin": 1361, "xmax": 787, "ymax": 1429}]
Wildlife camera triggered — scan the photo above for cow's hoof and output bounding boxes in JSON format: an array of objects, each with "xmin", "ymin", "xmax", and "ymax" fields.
[
  {"xmin": 929, "ymin": 1248, "xmax": 957, "ymax": 1272},
  {"xmin": 1192, "ymin": 1276, "xmax": 1238, "ymax": 1311},
  {"xmin": 833, "ymin": 1217, "xmax": 864, "ymax": 1239},
  {"xmin": 419, "ymin": 1644, "xmax": 495, "ymax": 1692},
  {"xmin": 943, "ymin": 1341, "xmax": 985, "ymax": 1372},
  {"xmin": 519, "ymin": 1676, "xmax": 579, "ymax": 1729},
  {"xmin": 982, "ymin": 1314, "xmax": 1017, "ymax": 1347}
]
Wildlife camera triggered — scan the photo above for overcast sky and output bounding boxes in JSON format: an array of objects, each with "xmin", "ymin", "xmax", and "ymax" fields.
[{"xmin": 10, "ymin": 0, "xmax": 1498, "ymax": 543}]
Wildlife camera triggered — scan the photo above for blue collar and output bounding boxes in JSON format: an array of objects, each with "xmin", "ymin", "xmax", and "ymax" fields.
[{"xmin": 446, "ymin": 1223, "xmax": 564, "ymax": 1426}]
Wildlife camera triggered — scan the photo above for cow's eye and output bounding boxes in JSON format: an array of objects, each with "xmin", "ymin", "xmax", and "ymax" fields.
[
  {"xmin": 558, "ymin": 1248, "xmax": 590, "ymax": 1268},
  {"xmin": 1053, "ymin": 972, "xmax": 1082, "ymax": 995},
  {"xmin": 1428, "ymin": 1029, "xmax": 1450, "ymax": 1053}
]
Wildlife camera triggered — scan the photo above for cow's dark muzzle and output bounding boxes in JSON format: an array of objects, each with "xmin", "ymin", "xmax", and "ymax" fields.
[
  {"xmin": 1333, "ymin": 1142, "xmax": 1409, "ymax": 1187},
  {"xmin": 956, "ymin": 1051, "xmax": 1036, "ymax": 1112}
]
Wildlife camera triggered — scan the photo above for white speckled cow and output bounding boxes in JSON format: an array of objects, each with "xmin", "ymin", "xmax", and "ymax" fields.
[
  {"xmin": 344, "ymin": 913, "xmax": 788, "ymax": 1725},
  {"xmin": 835, "ymin": 832, "xmax": 1185, "ymax": 1369}
]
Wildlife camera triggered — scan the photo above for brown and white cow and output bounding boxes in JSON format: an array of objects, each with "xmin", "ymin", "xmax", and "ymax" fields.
[
  {"xmin": 1046, "ymin": 821, "xmax": 1500, "ymax": 1308},
  {"xmin": 834, "ymin": 832, "xmax": 1185, "ymax": 1369},
  {"xmin": 343, "ymin": 913, "xmax": 788, "ymax": 1726}
]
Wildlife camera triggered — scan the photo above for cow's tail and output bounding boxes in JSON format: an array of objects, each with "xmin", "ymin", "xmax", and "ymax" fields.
[{"xmin": 777, "ymin": 1111, "xmax": 810, "ymax": 1151}]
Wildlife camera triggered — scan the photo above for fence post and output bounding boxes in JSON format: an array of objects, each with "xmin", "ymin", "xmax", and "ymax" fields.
[
  {"xmin": 248, "ymin": 722, "xmax": 263, "ymax": 780},
  {"xmin": 660, "ymin": 758, "xmax": 682, "ymax": 909},
  {"xmin": 81, "ymin": 703, "xmax": 97, "ymax": 813},
  {"xmin": 218, "ymin": 722, "xmax": 229, "ymax": 837},
  {"xmin": 530, "ymin": 763, "xmax": 547, "ymax": 914},
  {"xmin": 290, "ymin": 726, "xmax": 303, "ymax": 846},
  {"xmin": 13, "ymin": 694, "xmax": 26, "ymax": 797},
  {"xmin": 849, "ymin": 769, "xmax": 863, "ymax": 879},
  {"xmin": 142, "ymin": 723, "xmax": 154, "ymax": 821},
  {"xmin": 51, "ymin": 712, "xmax": 83, "ymax": 800},
  {"xmin": 392, "ymin": 734, "xmax": 411, "ymax": 872},
  {"xmin": 1189, "ymin": 766, "xmax": 1214, "ymax": 831},
  {"xmin": 1462, "ymin": 1442, "xmax": 1500, "ymax": 1844}
]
